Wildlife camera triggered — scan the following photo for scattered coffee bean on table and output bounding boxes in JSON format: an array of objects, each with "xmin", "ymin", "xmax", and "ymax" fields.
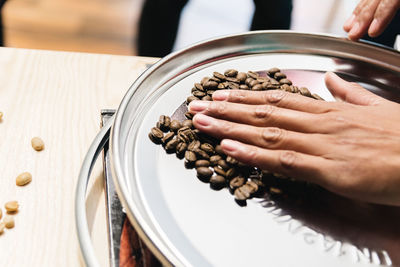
[
  {"xmin": 31, "ymin": 137, "xmax": 45, "ymax": 151},
  {"xmin": 149, "ymin": 68, "xmax": 324, "ymax": 203},
  {"xmin": 0, "ymin": 111, "xmax": 3, "ymax": 121},
  {"xmin": 5, "ymin": 201, "xmax": 19, "ymax": 213},
  {"xmin": 16, "ymin": 172, "xmax": 32, "ymax": 186},
  {"xmin": 3, "ymin": 216, "xmax": 14, "ymax": 229}
]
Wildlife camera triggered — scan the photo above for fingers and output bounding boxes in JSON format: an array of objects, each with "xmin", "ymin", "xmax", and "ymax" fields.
[
  {"xmin": 212, "ymin": 89, "xmax": 333, "ymax": 114},
  {"xmin": 189, "ymin": 100, "xmax": 323, "ymax": 133},
  {"xmin": 192, "ymin": 114, "xmax": 330, "ymax": 155},
  {"xmin": 344, "ymin": 0, "xmax": 400, "ymax": 40},
  {"xmin": 220, "ymin": 139, "xmax": 332, "ymax": 185},
  {"xmin": 325, "ymin": 72, "xmax": 384, "ymax": 106},
  {"xmin": 369, "ymin": 0, "xmax": 400, "ymax": 37}
]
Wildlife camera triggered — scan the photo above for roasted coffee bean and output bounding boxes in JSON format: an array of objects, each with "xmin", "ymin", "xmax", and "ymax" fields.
[
  {"xmin": 185, "ymin": 112, "xmax": 193, "ymax": 119},
  {"xmin": 170, "ymin": 120, "xmax": 182, "ymax": 132},
  {"xmin": 252, "ymin": 84, "xmax": 263, "ymax": 91},
  {"xmin": 312, "ymin": 93, "xmax": 324, "ymax": 100},
  {"xmin": 234, "ymin": 186, "xmax": 251, "ymax": 201},
  {"xmin": 245, "ymin": 77, "xmax": 254, "ymax": 86},
  {"xmin": 188, "ymin": 140, "xmax": 201, "ymax": 151},
  {"xmin": 227, "ymin": 82, "xmax": 239, "ymax": 89},
  {"xmin": 299, "ymin": 87, "xmax": 311, "ymax": 97},
  {"xmin": 210, "ymin": 175, "xmax": 226, "ymax": 190},
  {"xmin": 202, "ymin": 95, "xmax": 213, "ymax": 101},
  {"xmin": 274, "ymin": 72, "xmax": 286, "ymax": 80},
  {"xmin": 249, "ymin": 79, "xmax": 260, "ymax": 88},
  {"xmin": 182, "ymin": 119, "xmax": 193, "ymax": 129},
  {"xmin": 165, "ymin": 138, "xmax": 179, "ymax": 152},
  {"xmin": 187, "ymin": 95, "xmax": 199, "ymax": 104},
  {"xmin": 161, "ymin": 132, "xmax": 175, "ymax": 144},
  {"xmin": 239, "ymin": 84, "xmax": 249, "ymax": 90},
  {"xmin": 214, "ymin": 166, "xmax": 226, "ymax": 176},
  {"xmin": 200, "ymin": 143, "xmax": 214, "ymax": 154},
  {"xmin": 195, "ymin": 159, "xmax": 211, "ymax": 168},
  {"xmin": 267, "ymin": 84, "xmax": 280, "ymax": 90},
  {"xmin": 177, "ymin": 132, "xmax": 189, "ymax": 143},
  {"xmin": 217, "ymin": 159, "xmax": 229, "ymax": 170},
  {"xmin": 268, "ymin": 67, "xmax": 280, "ymax": 75},
  {"xmin": 257, "ymin": 77, "xmax": 269, "ymax": 83},
  {"xmin": 156, "ymin": 115, "xmax": 171, "ymax": 132},
  {"xmin": 225, "ymin": 77, "xmax": 239, "ymax": 83},
  {"xmin": 237, "ymin": 72, "xmax": 247, "ymax": 82},
  {"xmin": 196, "ymin": 167, "xmax": 213, "ymax": 180},
  {"xmin": 224, "ymin": 69, "xmax": 238, "ymax": 77},
  {"xmin": 217, "ymin": 83, "xmax": 226, "ymax": 89},
  {"xmin": 247, "ymin": 71, "xmax": 259, "ymax": 79},
  {"xmin": 270, "ymin": 79, "xmax": 280, "ymax": 86},
  {"xmin": 185, "ymin": 151, "xmax": 197, "ymax": 162},
  {"xmin": 210, "ymin": 76, "xmax": 221, "ymax": 82},
  {"xmin": 213, "ymin": 72, "xmax": 226, "ymax": 81},
  {"xmin": 194, "ymin": 82, "xmax": 205, "ymax": 91},
  {"xmin": 226, "ymin": 168, "xmax": 236, "ymax": 179},
  {"xmin": 230, "ymin": 176, "xmax": 245, "ymax": 190},
  {"xmin": 204, "ymin": 80, "xmax": 218, "ymax": 89},
  {"xmin": 194, "ymin": 148, "xmax": 210, "ymax": 160},
  {"xmin": 215, "ymin": 145, "xmax": 224, "ymax": 156},
  {"xmin": 226, "ymin": 156, "xmax": 238, "ymax": 165},
  {"xmin": 206, "ymin": 90, "xmax": 216, "ymax": 96},
  {"xmin": 244, "ymin": 180, "xmax": 259, "ymax": 194},
  {"xmin": 261, "ymin": 82, "xmax": 270, "ymax": 90},
  {"xmin": 279, "ymin": 78, "xmax": 292, "ymax": 85},
  {"xmin": 176, "ymin": 142, "xmax": 187, "ymax": 156},
  {"xmin": 210, "ymin": 155, "xmax": 222, "ymax": 166},
  {"xmin": 280, "ymin": 84, "xmax": 291, "ymax": 92},
  {"xmin": 201, "ymin": 77, "xmax": 210, "ymax": 85},
  {"xmin": 291, "ymin": 86, "xmax": 299, "ymax": 93},
  {"xmin": 149, "ymin": 127, "xmax": 164, "ymax": 144},
  {"xmin": 192, "ymin": 90, "xmax": 206, "ymax": 98}
]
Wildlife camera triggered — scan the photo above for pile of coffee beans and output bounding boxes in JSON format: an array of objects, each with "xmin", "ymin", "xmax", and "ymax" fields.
[{"xmin": 149, "ymin": 68, "xmax": 324, "ymax": 204}]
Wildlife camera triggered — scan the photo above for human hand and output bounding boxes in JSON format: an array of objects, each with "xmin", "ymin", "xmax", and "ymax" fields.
[
  {"xmin": 188, "ymin": 72, "xmax": 400, "ymax": 206},
  {"xmin": 343, "ymin": 0, "xmax": 400, "ymax": 41}
]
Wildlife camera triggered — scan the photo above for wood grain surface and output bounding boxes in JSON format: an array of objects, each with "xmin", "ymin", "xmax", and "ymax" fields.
[{"xmin": 0, "ymin": 47, "xmax": 158, "ymax": 266}]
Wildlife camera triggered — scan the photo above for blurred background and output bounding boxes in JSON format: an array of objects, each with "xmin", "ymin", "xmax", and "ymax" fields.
[{"xmin": 1, "ymin": 0, "xmax": 396, "ymax": 57}]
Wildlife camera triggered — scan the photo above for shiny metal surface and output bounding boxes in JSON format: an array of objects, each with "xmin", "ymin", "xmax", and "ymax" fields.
[{"xmin": 110, "ymin": 31, "xmax": 400, "ymax": 267}]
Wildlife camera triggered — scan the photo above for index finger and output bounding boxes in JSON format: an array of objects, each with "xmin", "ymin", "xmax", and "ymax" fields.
[{"xmin": 212, "ymin": 89, "xmax": 334, "ymax": 114}]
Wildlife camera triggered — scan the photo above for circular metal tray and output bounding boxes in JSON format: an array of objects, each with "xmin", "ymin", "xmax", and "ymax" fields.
[{"xmin": 109, "ymin": 31, "xmax": 400, "ymax": 267}]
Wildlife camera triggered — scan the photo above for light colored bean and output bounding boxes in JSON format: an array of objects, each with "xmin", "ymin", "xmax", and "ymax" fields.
[
  {"xmin": 0, "ymin": 208, "xmax": 2, "ymax": 220},
  {"xmin": 16, "ymin": 172, "xmax": 32, "ymax": 186},
  {"xmin": 0, "ymin": 111, "xmax": 3, "ymax": 121},
  {"xmin": 31, "ymin": 137, "xmax": 45, "ymax": 151},
  {"xmin": 3, "ymin": 216, "xmax": 14, "ymax": 229},
  {"xmin": 5, "ymin": 201, "xmax": 19, "ymax": 213},
  {"xmin": 0, "ymin": 222, "xmax": 5, "ymax": 234}
]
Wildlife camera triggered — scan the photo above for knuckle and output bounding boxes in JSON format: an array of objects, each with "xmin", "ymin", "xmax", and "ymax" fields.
[
  {"xmin": 218, "ymin": 120, "xmax": 232, "ymax": 135},
  {"xmin": 210, "ymin": 101, "xmax": 228, "ymax": 116},
  {"xmin": 229, "ymin": 91, "xmax": 246, "ymax": 103},
  {"xmin": 260, "ymin": 127, "xmax": 285, "ymax": 148},
  {"xmin": 279, "ymin": 151, "xmax": 298, "ymax": 169},
  {"xmin": 264, "ymin": 90, "xmax": 287, "ymax": 105},
  {"xmin": 246, "ymin": 146, "xmax": 260, "ymax": 167},
  {"xmin": 254, "ymin": 104, "xmax": 275, "ymax": 121}
]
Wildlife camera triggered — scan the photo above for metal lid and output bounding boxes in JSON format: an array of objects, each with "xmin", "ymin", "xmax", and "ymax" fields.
[{"xmin": 110, "ymin": 31, "xmax": 400, "ymax": 267}]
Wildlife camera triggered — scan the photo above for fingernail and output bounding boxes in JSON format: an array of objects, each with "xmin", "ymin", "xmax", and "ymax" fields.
[
  {"xmin": 221, "ymin": 139, "xmax": 239, "ymax": 152},
  {"xmin": 368, "ymin": 18, "xmax": 379, "ymax": 36},
  {"xmin": 344, "ymin": 14, "xmax": 355, "ymax": 30},
  {"xmin": 193, "ymin": 113, "xmax": 213, "ymax": 127},
  {"xmin": 212, "ymin": 90, "xmax": 229, "ymax": 101},
  {"xmin": 348, "ymin": 22, "xmax": 360, "ymax": 37},
  {"xmin": 189, "ymin": 100, "xmax": 208, "ymax": 112}
]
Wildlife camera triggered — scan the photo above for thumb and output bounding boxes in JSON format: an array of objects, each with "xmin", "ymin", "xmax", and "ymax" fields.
[{"xmin": 325, "ymin": 72, "xmax": 384, "ymax": 106}]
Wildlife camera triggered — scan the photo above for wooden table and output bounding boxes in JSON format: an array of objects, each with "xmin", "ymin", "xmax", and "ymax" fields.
[{"xmin": 0, "ymin": 47, "xmax": 158, "ymax": 266}]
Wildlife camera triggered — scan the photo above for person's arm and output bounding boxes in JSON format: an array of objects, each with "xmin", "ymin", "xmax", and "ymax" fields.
[
  {"xmin": 189, "ymin": 72, "xmax": 400, "ymax": 206},
  {"xmin": 343, "ymin": 0, "xmax": 400, "ymax": 41}
]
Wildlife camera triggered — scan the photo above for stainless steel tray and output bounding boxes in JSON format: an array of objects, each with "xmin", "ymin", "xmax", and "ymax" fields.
[{"xmin": 77, "ymin": 31, "xmax": 400, "ymax": 267}]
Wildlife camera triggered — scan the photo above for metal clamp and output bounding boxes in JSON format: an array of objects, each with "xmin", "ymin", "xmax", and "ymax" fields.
[{"xmin": 75, "ymin": 116, "xmax": 114, "ymax": 267}]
